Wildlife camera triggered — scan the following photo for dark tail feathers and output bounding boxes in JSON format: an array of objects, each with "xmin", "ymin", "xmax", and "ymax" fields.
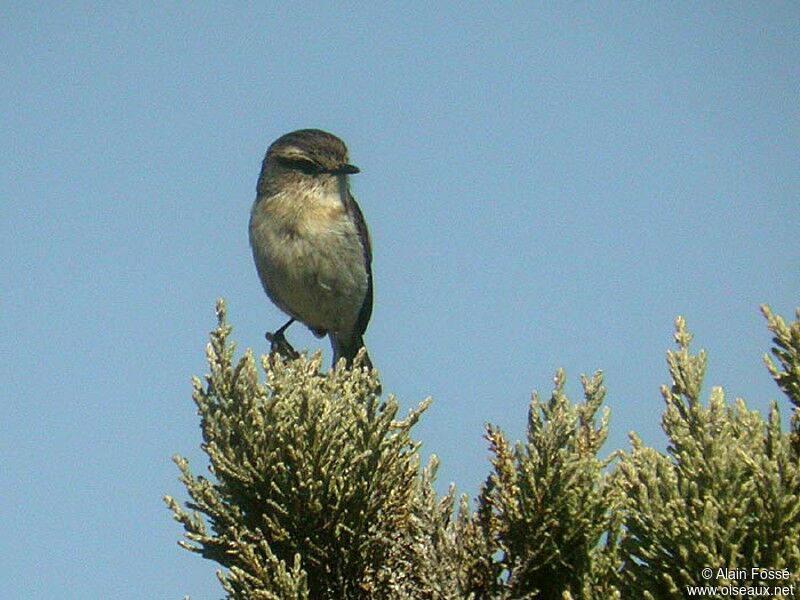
[{"xmin": 332, "ymin": 334, "xmax": 372, "ymax": 370}]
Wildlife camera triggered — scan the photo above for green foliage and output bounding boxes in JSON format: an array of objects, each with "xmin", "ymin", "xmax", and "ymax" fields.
[
  {"xmin": 166, "ymin": 303, "xmax": 800, "ymax": 598},
  {"xmin": 165, "ymin": 300, "xmax": 429, "ymax": 599},
  {"xmin": 616, "ymin": 315, "xmax": 800, "ymax": 598},
  {"xmin": 471, "ymin": 370, "xmax": 621, "ymax": 600},
  {"xmin": 762, "ymin": 305, "xmax": 800, "ymax": 455}
]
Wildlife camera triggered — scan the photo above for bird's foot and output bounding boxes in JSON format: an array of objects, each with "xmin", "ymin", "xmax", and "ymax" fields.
[
  {"xmin": 266, "ymin": 329, "xmax": 300, "ymax": 364},
  {"xmin": 265, "ymin": 317, "xmax": 298, "ymax": 364}
]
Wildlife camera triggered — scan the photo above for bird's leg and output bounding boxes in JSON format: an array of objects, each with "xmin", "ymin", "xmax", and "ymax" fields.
[
  {"xmin": 274, "ymin": 317, "xmax": 296, "ymax": 338},
  {"xmin": 266, "ymin": 318, "xmax": 300, "ymax": 361}
]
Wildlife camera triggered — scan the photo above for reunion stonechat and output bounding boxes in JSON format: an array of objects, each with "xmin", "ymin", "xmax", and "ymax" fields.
[{"xmin": 249, "ymin": 129, "xmax": 374, "ymax": 369}]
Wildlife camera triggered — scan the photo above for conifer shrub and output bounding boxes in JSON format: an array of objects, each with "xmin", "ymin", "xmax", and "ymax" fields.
[{"xmin": 166, "ymin": 303, "xmax": 800, "ymax": 598}]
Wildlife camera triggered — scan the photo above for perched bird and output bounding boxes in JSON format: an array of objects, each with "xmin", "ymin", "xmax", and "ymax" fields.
[{"xmin": 249, "ymin": 129, "xmax": 374, "ymax": 369}]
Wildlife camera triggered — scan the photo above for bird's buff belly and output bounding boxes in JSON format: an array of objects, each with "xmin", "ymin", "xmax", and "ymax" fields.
[{"xmin": 255, "ymin": 225, "xmax": 367, "ymax": 336}]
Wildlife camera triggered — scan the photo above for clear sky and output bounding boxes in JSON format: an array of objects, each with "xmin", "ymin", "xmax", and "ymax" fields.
[{"xmin": 2, "ymin": 3, "xmax": 798, "ymax": 598}]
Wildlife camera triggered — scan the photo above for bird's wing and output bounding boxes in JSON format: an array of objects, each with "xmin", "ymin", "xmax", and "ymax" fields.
[{"xmin": 345, "ymin": 191, "xmax": 373, "ymax": 337}]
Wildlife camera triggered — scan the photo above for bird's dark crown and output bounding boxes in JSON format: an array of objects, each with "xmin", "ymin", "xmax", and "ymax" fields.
[{"xmin": 266, "ymin": 129, "xmax": 357, "ymax": 175}]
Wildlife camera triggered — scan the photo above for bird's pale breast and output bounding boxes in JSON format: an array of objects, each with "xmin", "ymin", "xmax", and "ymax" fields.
[{"xmin": 249, "ymin": 189, "xmax": 368, "ymax": 337}]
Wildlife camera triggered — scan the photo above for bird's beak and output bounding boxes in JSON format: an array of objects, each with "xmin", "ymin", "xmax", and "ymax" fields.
[{"xmin": 332, "ymin": 163, "xmax": 360, "ymax": 175}]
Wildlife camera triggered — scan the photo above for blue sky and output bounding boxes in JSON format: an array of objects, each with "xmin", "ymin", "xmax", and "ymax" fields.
[{"xmin": 2, "ymin": 3, "xmax": 798, "ymax": 598}]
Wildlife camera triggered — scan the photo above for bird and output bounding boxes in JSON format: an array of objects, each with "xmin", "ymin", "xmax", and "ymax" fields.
[{"xmin": 249, "ymin": 129, "xmax": 374, "ymax": 370}]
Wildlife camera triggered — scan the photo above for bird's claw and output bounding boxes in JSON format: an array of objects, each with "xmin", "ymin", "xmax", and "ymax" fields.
[{"xmin": 266, "ymin": 329, "xmax": 300, "ymax": 363}]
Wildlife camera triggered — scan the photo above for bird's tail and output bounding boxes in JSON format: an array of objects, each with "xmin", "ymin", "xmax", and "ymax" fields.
[{"xmin": 332, "ymin": 334, "xmax": 372, "ymax": 370}]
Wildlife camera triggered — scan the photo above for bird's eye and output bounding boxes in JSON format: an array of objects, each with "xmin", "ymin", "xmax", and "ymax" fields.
[{"xmin": 276, "ymin": 156, "xmax": 322, "ymax": 175}]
